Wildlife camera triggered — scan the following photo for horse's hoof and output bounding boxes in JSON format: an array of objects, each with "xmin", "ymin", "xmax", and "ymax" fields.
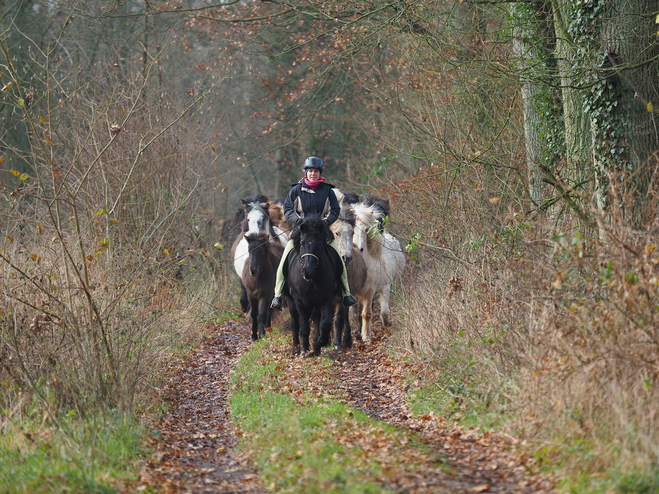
[
  {"xmin": 303, "ymin": 350, "xmax": 317, "ymax": 358},
  {"xmin": 251, "ymin": 336, "xmax": 258, "ymax": 343}
]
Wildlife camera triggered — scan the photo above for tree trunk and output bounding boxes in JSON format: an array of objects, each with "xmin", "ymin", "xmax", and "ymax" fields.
[{"xmin": 551, "ymin": 0, "xmax": 593, "ymax": 186}]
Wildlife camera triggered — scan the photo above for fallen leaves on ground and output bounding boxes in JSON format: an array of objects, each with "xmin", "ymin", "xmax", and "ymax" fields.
[{"xmin": 133, "ymin": 314, "xmax": 554, "ymax": 493}]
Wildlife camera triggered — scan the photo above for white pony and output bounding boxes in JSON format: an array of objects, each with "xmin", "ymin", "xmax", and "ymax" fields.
[{"xmin": 352, "ymin": 201, "xmax": 406, "ymax": 331}]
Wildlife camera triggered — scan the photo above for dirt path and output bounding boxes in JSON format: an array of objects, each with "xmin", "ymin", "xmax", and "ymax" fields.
[
  {"xmin": 136, "ymin": 317, "xmax": 553, "ymax": 493},
  {"xmin": 137, "ymin": 321, "xmax": 265, "ymax": 493},
  {"xmin": 323, "ymin": 326, "xmax": 554, "ymax": 493}
]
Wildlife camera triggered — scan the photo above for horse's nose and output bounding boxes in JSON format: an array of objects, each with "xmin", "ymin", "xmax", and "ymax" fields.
[
  {"xmin": 343, "ymin": 255, "xmax": 353, "ymax": 265},
  {"xmin": 359, "ymin": 247, "xmax": 364, "ymax": 253}
]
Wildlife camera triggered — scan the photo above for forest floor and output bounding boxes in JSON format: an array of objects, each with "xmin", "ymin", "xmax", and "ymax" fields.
[{"xmin": 133, "ymin": 315, "xmax": 555, "ymax": 493}]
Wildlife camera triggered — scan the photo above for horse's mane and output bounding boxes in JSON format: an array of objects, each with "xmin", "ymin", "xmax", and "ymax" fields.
[
  {"xmin": 291, "ymin": 215, "xmax": 334, "ymax": 247},
  {"xmin": 342, "ymin": 191, "xmax": 361, "ymax": 204},
  {"xmin": 364, "ymin": 196, "xmax": 389, "ymax": 232},
  {"xmin": 365, "ymin": 196, "xmax": 389, "ymax": 216},
  {"xmin": 338, "ymin": 199, "xmax": 356, "ymax": 226},
  {"xmin": 353, "ymin": 202, "xmax": 385, "ymax": 256},
  {"xmin": 352, "ymin": 202, "xmax": 376, "ymax": 228}
]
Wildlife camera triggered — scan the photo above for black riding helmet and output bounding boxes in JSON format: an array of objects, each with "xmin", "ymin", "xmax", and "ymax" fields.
[{"xmin": 303, "ymin": 156, "xmax": 324, "ymax": 173}]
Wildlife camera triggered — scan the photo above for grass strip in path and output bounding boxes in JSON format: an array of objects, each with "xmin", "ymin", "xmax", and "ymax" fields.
[{"xmin": 230, "ymin": 330, "xmax": 479, "ymax": 493}]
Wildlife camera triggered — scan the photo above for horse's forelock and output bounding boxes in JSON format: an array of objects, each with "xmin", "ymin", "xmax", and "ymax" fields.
[
  {"xmin": 294, "ymin": 216, "xmax": 333, "ymax": 245},
  {"xmin": 353, "ymin": 203, "xmax": 375, "ymax": 226},
  {"xmin": 339, "ymin": 201, "xmax": 356, "ymax": 225}
]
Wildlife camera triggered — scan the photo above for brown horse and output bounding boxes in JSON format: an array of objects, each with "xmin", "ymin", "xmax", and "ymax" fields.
[{"xmin": 242, "ymin": 231, "xmax": 284, "ymax": 342}]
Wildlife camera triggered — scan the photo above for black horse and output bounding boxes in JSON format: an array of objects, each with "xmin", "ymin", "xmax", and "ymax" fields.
[
  {"xmin": 284, "ymin": 215, "xmax": 343, "ymax": 356},
  {"xmin": 242, "ymin": 232, "xmax": 284, "ymax": 342}
]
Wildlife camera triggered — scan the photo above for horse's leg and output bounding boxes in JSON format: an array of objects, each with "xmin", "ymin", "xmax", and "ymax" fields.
[
  {"xmin": 299, "ymin": 306, "xmax": 312, "ymax": 354},
  {"xmin": 334, "ymin": 305, "xmax": 344, "ymax": 350},
  {"xmin": 378, "ymin": 283, "xmax": 392, "ymax": 327},
  {"xmin": 362, "ymin": 292, "xmax": 374, "ymax": 344},
  {"xmin": 311, "ymin": 309, "xmax": 323, "ymax": 354},
  {"xmin": 249, "ymin": 296, "xmax": 259, "ymax": 342},
  {"xmin": 353, "ymin": 302, "xmax": 363, "ymax": 340},
  {"xmin": 288, "ymin": 302, "xmax": 301, "ymax": 354},
  {"xmin": 315, "ymin": 306, "xmax": 333, "ymax": 355},
  {"xmin": 342, "ymin": 306, "xmax": 353, "ymax": 348},
  {"xmin": 257, "ymin": 297, "xmax": 269, "ymax": 339},
  {"xmin": 318, "ymin": 306, "xmax": 332, "ymax": 349},
  {"xmin": 240, "ymin": 282, "xmax": 250, "ymax": 314}
]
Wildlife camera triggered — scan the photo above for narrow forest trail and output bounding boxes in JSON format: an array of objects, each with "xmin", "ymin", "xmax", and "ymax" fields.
[{"xmin": 135, "ymin": 316, "xmax": 555, "ymax": 493}]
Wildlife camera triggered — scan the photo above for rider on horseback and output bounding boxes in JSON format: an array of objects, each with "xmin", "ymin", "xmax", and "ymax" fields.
[{"xmin": 270, "ymin": 156, "xmax": 357, "ymax": 310}]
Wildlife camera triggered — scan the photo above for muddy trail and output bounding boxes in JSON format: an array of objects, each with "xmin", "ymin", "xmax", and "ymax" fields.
[{"xmin": 136, "ymin": 316, "xmax": 554, "ymax": 493}]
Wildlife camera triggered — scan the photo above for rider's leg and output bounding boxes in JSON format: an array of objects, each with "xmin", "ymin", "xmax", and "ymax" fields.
[{"xmin": 273, "ymin": 239, "xmax": 294, "ymax": 301}]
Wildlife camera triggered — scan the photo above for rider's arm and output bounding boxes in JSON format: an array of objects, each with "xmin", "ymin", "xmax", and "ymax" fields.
[
  {"xmin": 283, "ymin": 185, "xmax": 301, "ymax": 225},
  {"xmin": 325, "ymin": 188, "xmax": 341, "ymax": 225}
]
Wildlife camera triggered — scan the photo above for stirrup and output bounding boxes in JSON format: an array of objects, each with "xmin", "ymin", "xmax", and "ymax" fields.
[{"xmin": 270, "ymin": 297, "xmax": 283, "ymax": 310}]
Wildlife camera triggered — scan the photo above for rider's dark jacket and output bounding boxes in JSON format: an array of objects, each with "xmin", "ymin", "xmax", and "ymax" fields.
[{"xmin": 282, "ymin": 180, "xmax": 340, "ymax": 228}]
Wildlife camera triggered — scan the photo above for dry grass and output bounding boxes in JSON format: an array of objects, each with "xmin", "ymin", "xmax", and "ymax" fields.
[{"xmin": 386, "ymin": 161, "xmax": 659, "ymax": 480}]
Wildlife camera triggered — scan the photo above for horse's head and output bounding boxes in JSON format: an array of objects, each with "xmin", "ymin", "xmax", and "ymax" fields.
[
  {"xmin": 331, "ymin": 201, "xmax": 356, "ymax": 265},
  {"xmin": 244, "ymin": 231, "xmax": 269, "ymax": 276},
  {"xmin": 268, "ymin": 200, "xmax": 291, "ymax": 234},
  {"xmin": 293, "ymin": 216, "xmax": 332, "ymax": 281},
  {"xmin": 241, "ymin": 196, "xmax": 271, "ymax": 235},
  {"xmin": 353, "ymin": 203, "xmax": 376, "ymax": 253}
]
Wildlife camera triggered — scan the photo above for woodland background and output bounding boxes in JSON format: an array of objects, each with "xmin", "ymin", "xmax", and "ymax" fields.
[{"xmin": 1, "ymin": 0, "xmax": 659, "ymax": 491}]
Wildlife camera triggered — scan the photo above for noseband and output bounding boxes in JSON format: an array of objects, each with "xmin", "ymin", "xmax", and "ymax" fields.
[{"xmin": 300, "ymin": 252, "xmax": 319, "ymax": 267}]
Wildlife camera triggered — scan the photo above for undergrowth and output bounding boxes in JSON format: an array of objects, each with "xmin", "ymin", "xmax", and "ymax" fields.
[{"xmin": 0, "ymin": 409, "xmax": 144, "ymax": 494}]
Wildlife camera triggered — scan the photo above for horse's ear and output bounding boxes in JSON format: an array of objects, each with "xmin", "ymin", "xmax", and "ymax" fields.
[
  {"xmin": 260, "ymin": 202, "xmax": 269, "ymax": 212},
  {"xmin": 321, "ymin": 198, "xmax": 331, "ymax": 220},
  {"xmin": 294, "ymin": 197, "xmax": 304, "ymax": 219},
  {"xmin": 241, "ymin": 199, "xmax": 249, "ymax": 207}
]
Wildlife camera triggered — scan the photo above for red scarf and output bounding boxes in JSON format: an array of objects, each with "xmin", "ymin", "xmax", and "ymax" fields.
[{"xmin": 304, "ymin": 176, "xmax": 325, "ymax": 190}]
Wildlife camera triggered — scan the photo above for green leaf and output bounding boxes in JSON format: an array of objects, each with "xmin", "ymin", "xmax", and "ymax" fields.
[
  {"xmin": 95, "ymin": 207, "xmax": 108, "ymax": 216},
  {"xmin": 18, "ymin": 98, "xmax": 24, "ymax": 107},
  {"xmin": 18, "ymin": 173, "xmax": 29, "ymax": 183},
  {"xmin": 626, "ymin": 271, "xmax": 639, "ymax": 285},
  {"xmin": 213, "ymin": 242, "xmax": 224, "ymax": 250}
]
